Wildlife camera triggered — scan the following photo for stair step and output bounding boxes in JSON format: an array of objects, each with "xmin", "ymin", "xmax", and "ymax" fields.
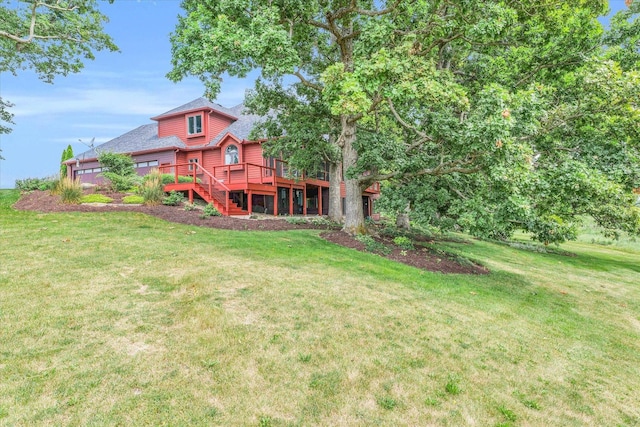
[{"xmin": 172, "ymin": 182, "xmax": 248, "ymax": 216}]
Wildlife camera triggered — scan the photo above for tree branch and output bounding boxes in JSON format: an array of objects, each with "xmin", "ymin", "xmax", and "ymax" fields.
[
  {"xmin": 387, "ymin": 98, "xmax": 434, "ymax": 144},
  {"xmin": 0, "ymin": 1, "xmax": 81, "ymax": 44},
  {"xmin": 373, "ymin": 153, "xmax": 483, "ymax": 182},
  {"xmin": 293, "ymin": 70, "xmax": 323, "ymax": 92}
]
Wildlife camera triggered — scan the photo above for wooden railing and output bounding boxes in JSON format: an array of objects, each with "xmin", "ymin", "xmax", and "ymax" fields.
[
  {"xmin": 160, "ymin": 163, "xmax": 232, "ymax": 213},
  {"xmin": 210, "ymin": 162, "xmax": 278, "ymax": 185}
]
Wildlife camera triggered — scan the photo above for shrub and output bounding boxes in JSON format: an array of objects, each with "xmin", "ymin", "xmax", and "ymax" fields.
[
  {"xmin": 101, "ymin": 172, "xmax": 140, "ymax": 193},
  {"xmin": 80, "ymin": 194, "xmax": 113, "ymax": 204},
  {"xmin": 58, "ymin": 177, "xmax": 83, "ymax": 204},
  {"xmin": 355, "ymin": 234, "xmax": 392, "ymax": 255},
  {"xmin": 152, "ymin": 173, "xmax": 198, "ymax": 185},
  {"xmin": 163, "ymin": 190, "xmax": 185, "ymax": 206},
  {"xmin": 98, "ymin": 152, "xmax": 140, "ymax": 192},
  {"xmin": 15, "ymin": 177, "xmax": 57, "ymax": 192},
  {"xmin": 183, "ymin": 202, "xmax": 197, "ymax": 211},
  {"xmin": 285, "ymin": 217, "xmax": 307, "ymax": 225},
  {"xmin": 140, "ymin": 169, "xmax": 164, "ymax": 205},
  {"xmin": 123, "ymin": 195, "xmax": 144, "ymax": 204},
  {"xmin": 60, "ymin": 144, "xmax": 74, "ymax": 177},
  {"xmin": 201, "ymin": 203, "xmax": 221, "ymax": 218},
  {"xmin": 393, "ymin": 236, "xmax": 415, "ymax": 250}
]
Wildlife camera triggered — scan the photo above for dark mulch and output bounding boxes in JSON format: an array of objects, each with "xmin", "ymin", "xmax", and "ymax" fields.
[
  {"xmin": 14, "ymin": 190, "xmax": 488, "ymax": 274},
  {"xmin": 320, "ymin": 231, "xmax": 488, "ymax": 275}
]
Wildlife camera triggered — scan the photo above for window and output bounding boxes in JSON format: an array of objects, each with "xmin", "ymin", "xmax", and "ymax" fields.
[
  {"xmin": 187, "ymin": 115, "xmax": 202, "ymax": 135},
  {"xmin": 188, "ymin": 158, "xmax": 199, "ymax": 171},
  {"xmin": 225, "ymin": 145, "xmax": 239, "ymax": 164},
  {"xmin": 134, "ymin": 160, "xmax": 158, "ymax": 169}
]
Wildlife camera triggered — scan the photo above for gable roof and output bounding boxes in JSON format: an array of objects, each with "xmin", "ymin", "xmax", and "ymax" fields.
[
  {"xmin": 72, "ymin": 123, "xmax": 186, "ymax": 161},
  {"xmin": 209, "ymin": 106, "xmax": 265, "ymax": 146},
  {"xmin": 71, "ymin": 98, "xmax": 267, "ymax": 163},
  {"xmin": 152, "ymin": 97, "xmax": 238, "ymax": 120}
]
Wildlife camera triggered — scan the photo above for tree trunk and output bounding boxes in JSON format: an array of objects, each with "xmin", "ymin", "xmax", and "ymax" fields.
[
  {"xmin": 396, "ymin": 202, "xmax": 411, "ymax": 229},
  {"xmin": 341, "ymin": 117, "xmax": 365, "ymax": 235},
  {"xmin": 396, "ymin": 213, "xmax": 410, "ymax": 230},
  {"xmin": 328, "ymin": 161, "xmax": 342, "ymax": 222}
]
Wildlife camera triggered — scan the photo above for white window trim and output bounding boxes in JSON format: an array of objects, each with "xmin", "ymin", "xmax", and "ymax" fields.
[{"xmin": 187, "ymin": 114, "xmax": 203, "ymax": 136}]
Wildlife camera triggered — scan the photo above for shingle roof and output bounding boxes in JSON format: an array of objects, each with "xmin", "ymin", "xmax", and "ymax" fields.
[
  {"xmin": 71, "ymin": 99, "xmax": 266, "ymax": 162},
  {"xmin": 153, "ymin": 97, "xmax": 238, "ymax": 119},
  {"xmin": 209, "ymin": 104, "xmax": 265, "ymax": 146},
  {"xmin": 73, "ymin": 123, "xmax": 186, "ymax": 160}
]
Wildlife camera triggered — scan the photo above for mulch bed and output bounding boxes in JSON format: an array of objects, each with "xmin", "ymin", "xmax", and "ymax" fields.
[{"xmin": 13, "ymin": 190, "xmax": 488, "ymax": 274}]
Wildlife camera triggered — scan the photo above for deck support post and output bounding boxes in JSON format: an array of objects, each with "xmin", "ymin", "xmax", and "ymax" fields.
[
  {"xmin": 248, "ymin": 190, "xmax": 252, "ymax": 214},
  {"xmin": 318, "ymin": 186, "xmax": 323, "ymax": 216},
  {"xmin": 188, "ymin": 189, "xmax": 193, "ymax": 204},
  {"xmin": 274, "ymin": 190, "xmax": 278, "ymax": 216},
  {"xmin": 289, "ymin": 185, "xmax": 294, "ymax": 216},
  {"xmin": 303, "ymin": 186, "xmax": 307, "ymax": 216}
]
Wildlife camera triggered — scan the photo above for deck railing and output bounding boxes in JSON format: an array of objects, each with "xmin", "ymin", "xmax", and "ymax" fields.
[{"xmin": 160, "ymin": 162, "xmax": 233, "ymax": 213}]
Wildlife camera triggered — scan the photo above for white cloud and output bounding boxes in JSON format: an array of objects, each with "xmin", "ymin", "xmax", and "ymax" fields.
[
  {"xmin": 7, "ymin": 87, "xmax": 188, "ymax": 117},
  {"xmin": 5, "ymin": 76, "xmax": 251, "ymax": 119},
  {"xmin": 50, "ymin": 137, "xmax": 112, "ymax": 145}
]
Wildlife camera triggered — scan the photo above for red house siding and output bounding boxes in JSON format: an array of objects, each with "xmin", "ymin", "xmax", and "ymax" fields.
[
  {"xmin": 71, "ymin": 151, "xmax": 176, "ymax": 184},
  {"xmin": 202, "ymin": 149, "xmax": 219, "ymax": 170},
  {"xmin": 158, "ymin": 115, "xmax": 184, "ymax": 140},
  {"xmin": 71, "ymin": 98, "xmax": 379, "ymax": 217},
  {"xmin": 208, "ymin": 114, "xmax": 234, "ymax": 140}
]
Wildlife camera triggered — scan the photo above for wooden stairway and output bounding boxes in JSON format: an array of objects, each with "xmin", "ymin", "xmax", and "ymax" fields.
[
  {"xmin": 191, "ymin": 183, "xmax": 246, "ymax": 216},
  {"xmin": 163, "ymin": 182, "xmax": 246, "ymax": 216}
]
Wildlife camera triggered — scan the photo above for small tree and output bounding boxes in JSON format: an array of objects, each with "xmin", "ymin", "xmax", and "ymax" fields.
[
  {"xmin": 59, "ymin": 145, "xmax": 74, "ymax": 177},
  {"xmin": 97, "ymin": 152, "xmax": 139, "ymax": 192}
]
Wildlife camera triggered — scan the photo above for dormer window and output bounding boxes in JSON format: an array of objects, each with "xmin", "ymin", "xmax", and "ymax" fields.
[
  {"xmin": 225, "ymin": 145, "xmax": 239, "ymax": 164},
  {"xmin": 187, "ymin": 115, "xmax": 203, "ymax": 135}
]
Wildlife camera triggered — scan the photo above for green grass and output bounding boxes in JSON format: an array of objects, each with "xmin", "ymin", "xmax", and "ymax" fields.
[
  {"xmin": 1, "ymin": 189, "xmax": 639, "ymax": 425},
  {"xmin": 122, "ymin": 195, "xmax": 144, "ymax": 204},
  {"xmin": 80, "ymin": 194, "xmax": 114, "ymax": 204}
]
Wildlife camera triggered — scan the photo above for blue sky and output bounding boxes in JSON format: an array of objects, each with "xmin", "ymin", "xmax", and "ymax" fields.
[
  {"xmin": 0, "ymin": 0, "xmax": 256, "ymax": 188},
  {"xmin": 0, "ymin": 0, "xmax": 630, "ymax": 188}
]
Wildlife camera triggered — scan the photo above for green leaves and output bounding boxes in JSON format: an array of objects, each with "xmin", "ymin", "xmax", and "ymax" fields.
[
  {"xmin": 0, "ymin": 0, "xmax": 117, "ymax": 82},
  {"xmin": 169, "ymin": 0, "xmax": 639, "ymax": 241}
]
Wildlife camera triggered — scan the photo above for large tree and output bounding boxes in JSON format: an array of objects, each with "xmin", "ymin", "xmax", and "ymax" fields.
[
  {"xmin": 377, "ymin": 2, "xmax": 640, "ymax": 243},
  {"xmin": 169, "ymin": 0, "xmax": 638, "ymax": 237},
  {"xmin": 0, "ymin": 0, "xmax": 117, "ymax": 156}
]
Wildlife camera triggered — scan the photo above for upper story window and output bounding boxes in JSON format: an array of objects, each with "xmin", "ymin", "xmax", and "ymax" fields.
[
  {"xmin": 187, "ymin": 115, "xmax": 203, "ymax": 135},
  {"xmin": 225, "ymin": 145, "xmax": 239, "ymax": 164}
]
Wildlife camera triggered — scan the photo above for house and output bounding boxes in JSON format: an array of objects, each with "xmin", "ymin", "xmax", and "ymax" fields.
[{"xmin": 66, "ymin": 97, "xmax": 380, "ymax": 216}]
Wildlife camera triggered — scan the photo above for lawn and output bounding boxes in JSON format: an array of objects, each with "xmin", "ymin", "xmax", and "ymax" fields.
[{"xmin": 1, "ymin": 189, "xmax": 639, "ymax": 426}]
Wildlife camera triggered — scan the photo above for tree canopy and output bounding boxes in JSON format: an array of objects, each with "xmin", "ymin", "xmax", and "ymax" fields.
[
  {"xmin": 0, "ymin": 0, "xmax": 117, "ymax": 150},
  {"xmin": 169, "ymin": 0, "xmax": 639, "ymax": 241}
]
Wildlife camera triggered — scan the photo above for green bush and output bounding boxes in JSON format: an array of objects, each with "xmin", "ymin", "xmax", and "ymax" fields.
[
  {"xmin": 15, "ymin": 177, "xmax": 57, "ymax": 192},
  {"xmin": 393, "ymin": 236, "xmax": 415, "ymax": 250},
  {"xmin": 140, "ymin": 169, "xmax": 164, "ymax": 205},
  {"xmin": 58, "ymin": 177, "xmax": 83, "ymax": 204},
  {"xmin": 183, "ymin": 202, "xmax": 197, "ymax": 211},
  {"xmin": 153, "ymin": 173, "xmax": 198, "ymax": 185},
  {"xmin": 123, "ymin": 195, "xmax": 144, "ymax": 204},
  {"xmin": 101, "ymin": 172, "xmax": 141, "ymax": 193},
  {"xmin": 201, "ymin": 203, "xmax": 221, "ymax": 217},
  {"xmin": 80, "ymin": 194, "xmax": 113, "ymax": 204},
  {"xmin": 163, "ymin": 190, "xmax": 185, "ymax": 206},
  {"xmin": 285, "ymin": 217, "xmax": 307, "ymax": 225},
  {"xmin": 98, "ymin": 152, "xmax": 139, "ymax": 192},
  {"xmin": 355, "ymin": 234, "xmax": 391, "ymax": 255}
]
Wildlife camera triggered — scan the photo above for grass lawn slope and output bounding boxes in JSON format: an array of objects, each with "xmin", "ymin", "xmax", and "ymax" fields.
[{"xmin": 1, "ymin": 189, "xmax": 639, "ymax": 426}]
